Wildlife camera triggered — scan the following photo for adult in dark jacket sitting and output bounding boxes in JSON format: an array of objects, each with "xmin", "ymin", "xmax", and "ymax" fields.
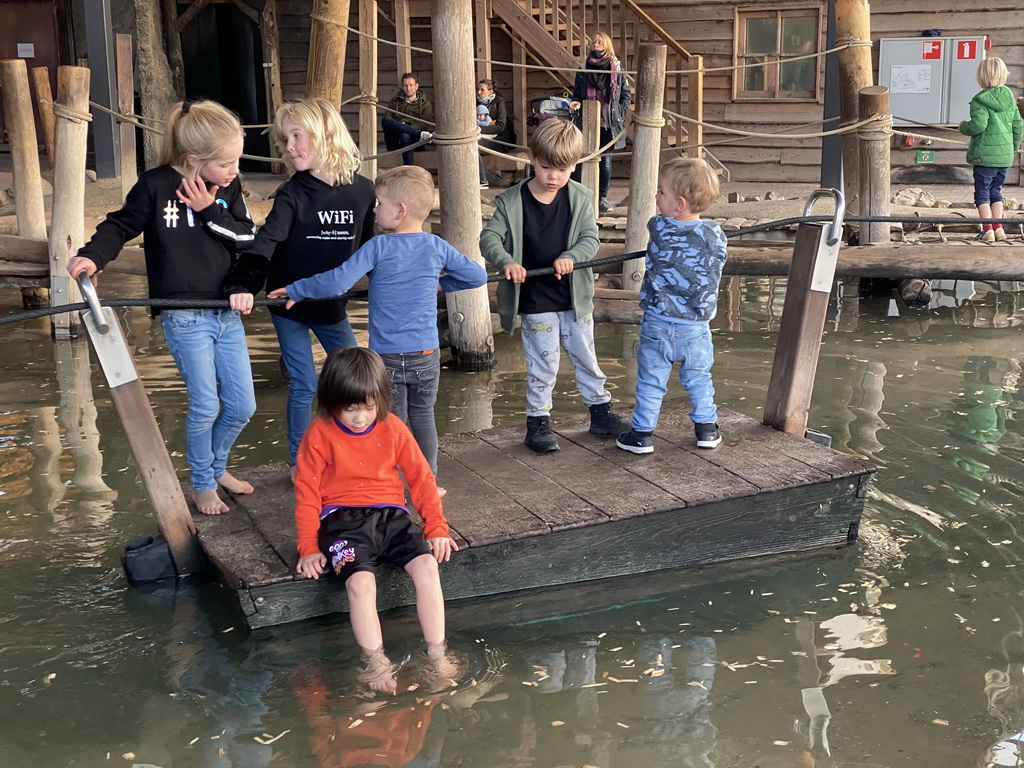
[
  {"xmin": 476, "ymin": 79, "xmax": 515, "ymax": 188},
  {"xmin": 383, "ymin": 72, "xmax": 435, "ymax": 166},
  {"xmin": 570, "ymin": 32, "xmax": 632, "ymax": 212}
]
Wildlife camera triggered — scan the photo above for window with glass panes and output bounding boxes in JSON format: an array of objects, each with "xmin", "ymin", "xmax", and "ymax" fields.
[{"xmin": 734, "ymin": 8, "xmax": 821, "ymax": 99}]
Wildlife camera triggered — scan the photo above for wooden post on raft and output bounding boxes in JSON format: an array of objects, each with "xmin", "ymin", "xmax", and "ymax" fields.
[
  {"xmin": 261, "ymin": 0, "xmax": 284, "ymax": 171},
  {"xmin": 858, "ymin": 86, "xmax": 890, "ymax": 246},
  {"xmin": 307, "ymin": 0, "xmax": 349, "ymax": 108},
  {"xmin": 432, "ymin": 0, "xmax": 496, "ymax": 371},
  {"xmin": 580, "ymin": 100, "xmax": 601, "ymax": 218},
  {"xmin": 835, "ymin": 0, "xmax": 873, "ymax": 212},
  {"xmin": 1, "ymin": 59, "xmax": 48, "ymax": 242},
  {"xmin": 76, "ymin": 275, "xmax": 205, "ymax": 574},
  {"xmin": 687, "ymin": 54, "xmax": 704, "ymax": 160},
  {"xmin": 48, "ymin": 65, "xmax": 91, "ymax": 340},
  {"xmin": 115, "ymin": 34, "xmax": 137, "ymax": 203},
  {"xmin": 358, "ymin": 0, "xmax": 378, "ymax": 180},
  {"xmin": 621, "ymin": 43, "xmax": 666, "ymax": 292},
  {"xmin": 30, "ymin": 67, "xmax": 57, "ymax": 166},
  {"xmin": 762, "ymin": 189, "xmax": 846, "ymax": 437}
]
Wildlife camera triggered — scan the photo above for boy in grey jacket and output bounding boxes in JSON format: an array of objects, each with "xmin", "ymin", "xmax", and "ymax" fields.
[{"xmin": 480, "ymin": 119, "xmax": 626, "ymax": 453}]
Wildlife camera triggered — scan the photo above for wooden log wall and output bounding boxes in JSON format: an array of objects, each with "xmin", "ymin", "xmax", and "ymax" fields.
[{"xmin": 273, "ymin": 0, "xmax": 1022, "ymax": 182}]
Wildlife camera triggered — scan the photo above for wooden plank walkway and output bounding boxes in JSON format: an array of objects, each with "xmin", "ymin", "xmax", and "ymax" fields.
[{"xmin": 194, "ymin": 400, "xmax": 876, "ymax": 629}]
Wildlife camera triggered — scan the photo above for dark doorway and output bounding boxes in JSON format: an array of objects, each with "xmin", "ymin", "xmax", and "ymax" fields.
[{"xmin": 178, "ymin": 1, "xmax": 270, "ymax": 172}]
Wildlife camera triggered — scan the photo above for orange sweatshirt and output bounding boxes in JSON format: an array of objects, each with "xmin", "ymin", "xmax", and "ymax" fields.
[{"xmin": 294, "ymin": 414, "xmax": 449, "ymax": 558}]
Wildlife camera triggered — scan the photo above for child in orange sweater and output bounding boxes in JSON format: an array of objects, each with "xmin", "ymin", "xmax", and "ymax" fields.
[{"xmin": 294, "ymin": 346, "xmax": 457, "ymax": 691}]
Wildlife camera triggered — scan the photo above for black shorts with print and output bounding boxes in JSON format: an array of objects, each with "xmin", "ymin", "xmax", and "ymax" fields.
[{"xmin": 317, "ymin": 506, "xmax": 431, "ymax": 582}]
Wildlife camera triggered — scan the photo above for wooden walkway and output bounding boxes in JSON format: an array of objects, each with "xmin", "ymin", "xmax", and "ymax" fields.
[{"xmin": 194, "ymin": 400, "xmax": 875, "ymax": 629}]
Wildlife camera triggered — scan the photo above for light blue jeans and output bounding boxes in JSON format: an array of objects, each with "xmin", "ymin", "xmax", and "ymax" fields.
[
  {"xmin": 160, "ymin": 309, "xmax": 257, "ymax": 493},
  {"xmin": 632, "ymin": 315, "xmax": 717, "ymax": 432},
  {"xmin": 521, "ymin": 310, "xmax": 611, "ymax": 417},
  {"xmin": 270, "ymin": 312, "xmax": 356, "ymax": 465},
  {"xmin": 380, "ymin": 349, "xmax": 440, "ymax": 475}
]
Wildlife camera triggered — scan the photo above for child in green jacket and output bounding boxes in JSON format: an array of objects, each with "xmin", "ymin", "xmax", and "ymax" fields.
[{"xmin": 959, "ymin": 57, "xmax": 1023, "ymax": 243}]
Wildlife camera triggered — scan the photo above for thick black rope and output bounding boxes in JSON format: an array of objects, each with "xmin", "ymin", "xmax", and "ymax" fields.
[{"xmin": 4, "ymin": 212, "xmax": 1022, "ymax": 327}]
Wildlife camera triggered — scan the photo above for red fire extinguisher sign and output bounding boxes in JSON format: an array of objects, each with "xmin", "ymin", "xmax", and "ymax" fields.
[{"xmin": 957, "ymin": 40, "xmax": 978, "ymax": 60}]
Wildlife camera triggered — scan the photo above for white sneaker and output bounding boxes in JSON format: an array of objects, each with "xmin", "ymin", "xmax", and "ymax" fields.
[{"xmin": 420, "ymin": 131, "xmax": 433, "ymax": 142}]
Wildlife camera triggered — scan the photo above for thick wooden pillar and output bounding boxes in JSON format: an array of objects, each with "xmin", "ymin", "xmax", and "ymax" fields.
[
  {"xmin": 857, "ymin": 86, "xmax": 890, "ymax": 245},
  {"xmin": 580, "ymin": 100, "xmax": 601, "ymax": 218},
  {"xmin": 474, "ymin": 0, "xmax": 492, "ymax": 82},
  {"xmin": 433, "ymin": 0, "xmax": 495, "ymax": 371},
  {"xmin": 49, "ymin": 66, "xmax": 91, "ymax": 339},
  {"xmin": 0, "ymin": 59, "xmax": 47, "ymax": 241},
  {"xmin": 358, "ymin": 0, "xmax": 378, "ymax": 179},
  {"xmin": 308, "ymin": 0, "xmax": 350, "ymax": 108},
  {"xmin": 621, "ymin": 43, "xmax": 666, "ymax": 292},
  {"xmin": 393, "ymin": 0, "xmax": 413, "ymax": 79},
  {"xmin": 115, "ymin": 34, "xmax": 137, "ymax": 202},
  {"xmin": 836, "ymin": 0, "xmax": 873, "ymax": 212}
]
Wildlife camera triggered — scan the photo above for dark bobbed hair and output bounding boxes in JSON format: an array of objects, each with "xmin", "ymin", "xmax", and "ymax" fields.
[{"xmin": 317, "ymin": 347, "xmax": 392, "ymax": 421}]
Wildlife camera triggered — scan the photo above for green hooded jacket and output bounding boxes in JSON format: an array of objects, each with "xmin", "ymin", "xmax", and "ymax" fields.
[{"xmin": 959, "ymin": 85, "xmax": 1023, "ymax": 167}]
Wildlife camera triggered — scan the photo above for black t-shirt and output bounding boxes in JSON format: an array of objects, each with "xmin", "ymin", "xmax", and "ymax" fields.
[{"xmin": 519, "ymin": 184, "xmax": 571, "ymax": 315}]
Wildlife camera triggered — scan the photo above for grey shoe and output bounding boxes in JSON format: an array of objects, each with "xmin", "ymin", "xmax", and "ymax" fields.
[
  {"xmin": 588, "ymin": 402, "xmax": 628, "ymax": 436},
  {"xmin": 525, "ymin": 415, "xmax": 559, "ymax": 453},
  {"xmin": 694, "ymin": 422, "xmax": 722, "ymax": 449},
  {"xmin": 599, "ymin": 198, "xmax": 613, "ymax": 213}
]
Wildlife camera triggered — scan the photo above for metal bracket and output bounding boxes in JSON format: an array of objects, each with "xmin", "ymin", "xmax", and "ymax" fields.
[
  {"xmin": 803, "ymin": 188, "xmax": 846, "ymax": 293},
  {"xmin": 76, "ymin": 275, "xmax": 138, "ymax": 388}
]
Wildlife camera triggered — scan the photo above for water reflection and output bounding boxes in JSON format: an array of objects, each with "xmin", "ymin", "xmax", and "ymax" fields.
[{"xmin": 7, "ymin": 277, "xmax": 1024, "ymax": 764}]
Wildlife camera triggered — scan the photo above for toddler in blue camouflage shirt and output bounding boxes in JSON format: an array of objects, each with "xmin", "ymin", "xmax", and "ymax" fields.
[{"xmin": 617, "ymin": 157, "xmax": 728, "ymax": 454}]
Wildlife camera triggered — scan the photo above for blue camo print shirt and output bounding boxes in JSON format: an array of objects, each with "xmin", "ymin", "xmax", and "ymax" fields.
[{"xmin": 640, "ymin": 215, "xmax": 728, "ymax": 322}]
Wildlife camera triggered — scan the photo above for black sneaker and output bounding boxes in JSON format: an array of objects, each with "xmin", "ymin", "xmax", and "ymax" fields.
[
  {"xmin": 599, "ymin": 198, "xmax": 613, "ymax": 213},
  {"xmin": 694, "ymin": 422, "xmax": 722, "ymax": 449},
  {"xmin": 525, "ymin": 415, "xmax": 559, "ymax": 453},
  {"xmin": 616, "ymin": 429, "xmax": 654, "ymax": 454},
  {"xmin": 588, "ymin": 402, "xmax": 629, "ymax": 436}
]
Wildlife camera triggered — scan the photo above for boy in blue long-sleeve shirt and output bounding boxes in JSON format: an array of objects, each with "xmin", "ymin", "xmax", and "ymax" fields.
[
  {"xmin": 617, "ymin": 157, "xmax": 728, "ymax": 455},
  {"xmin": 270, "ymin": 166, "xmax": 487, "ymax": 494}
]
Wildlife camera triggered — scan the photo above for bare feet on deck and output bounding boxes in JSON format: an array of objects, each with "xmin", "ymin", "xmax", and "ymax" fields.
[
  {"xmin": 359, "ymin": 648, "xmax": 398, "ymax": 694},
  {"xmin": 216, "ymin": 472, "xmax": 254, "ymax": 495},
  {"xmin": 194, "ymin": 489, "xmax": 230, "ymax": 515}
]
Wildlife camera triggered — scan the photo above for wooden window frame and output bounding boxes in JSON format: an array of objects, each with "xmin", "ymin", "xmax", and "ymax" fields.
[{"xmin": 732, "ymin": 5, "xmax": 824, "ymax": 103}]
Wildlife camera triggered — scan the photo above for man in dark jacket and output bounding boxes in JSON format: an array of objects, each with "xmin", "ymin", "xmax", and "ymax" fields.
[{"xmin": 383, "ymin": 73, "xmax": 435, "ymax": 166}]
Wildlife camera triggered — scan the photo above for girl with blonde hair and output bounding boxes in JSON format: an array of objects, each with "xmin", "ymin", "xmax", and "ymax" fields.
[
  {"xmin": 228, "ymin": 98, "xmax": 376, "ymax": 473},
  {"xmin": 68, "ymin": 100, "xmax": 257, "ymax": 515}
]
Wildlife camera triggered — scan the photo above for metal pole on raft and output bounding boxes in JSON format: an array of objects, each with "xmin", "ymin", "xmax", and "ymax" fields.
[
  {"xmin": 621, "ymin": 42, "xmax": 667, "ymax": 293},
  {"xmin": 49, "ymin": 65, "xmax": 91, "ymax": 340},
  {"xmin": 76, "ymin": 275, "xmax": 205, "ymax": 575},
  {"xmin": 432, "ymin": 0, "xmax": 496, "ymax": 370},
  {"xmin": 762, "ymin": 189, "xmax": 846, "ymax": 438}
]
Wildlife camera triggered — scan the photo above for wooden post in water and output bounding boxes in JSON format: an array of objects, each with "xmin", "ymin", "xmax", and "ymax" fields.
[
  {"xmin": 433, "ymin": 0, "xmax": 495, "ymax": 371},
  {"xmin": 763, "ymin": 190, "xmax": 845, "ymax": 437},
  {"xmin": 580, "ymin": 99, "xmax": 601, "ymax": 218},
  {"xmin": 358, "ymin": 0, "xmax": 378, "ymax": 180},
  {"xmin": 49, "ymin": 65, "xmax": 91, "ymax": 340},
  {"xmin": 76, "ymin": 275, "xmax": 204, "ymax": 574},
  {"xmin": 115, "ymin": 34, "xmax": 137, "ymax": 203},
  {"xmin": 857, "ymin": 86, "xmax": 890, "ymax": 246},
  {"xmin": 30, "ymin": 67, "xmax": 56, "ymax": 166},
  {"xmin": 307, "ymin": 0, "xmax": 349, "ymax": 108},
  {"xmin": 835, "ymin": 0, "xmax": 873, "ymax": 212},
  {"xmin": 1, "ymin": 59, "xmax": 47, "ymax": 241},
  {"xmin": 621, "ymin": 43, "xmax": 666, "ymax": 292}
]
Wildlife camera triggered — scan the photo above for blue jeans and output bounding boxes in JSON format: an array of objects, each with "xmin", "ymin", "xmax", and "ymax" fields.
[
  {"xmin": 271, "ymin": 313, "xmax": 356, "ymax": 464},
  {"xmin": 380, "ymin": 350, "xmax": 440, "ymax": 475},
  {"xmin": 631, "ymin": 315, "xmax": 717, "ymax": 433},
  {"xmin": 570, "ymin": 127, "xmax": 613, "ymax": 199},
  {"xmin": 973, "ymin": 166, "xmax": 1008, "ymax": 207},
  {"xmin": 521, "ymin": 310, "xmax": 611, "ymax": 417},
  {"xmin": 160, "ymin": 309, "xmax": 256, "ymax": 493},
  {"xmin": 382, "ymin": 116, "xmax": 421, "ymax": 165}
]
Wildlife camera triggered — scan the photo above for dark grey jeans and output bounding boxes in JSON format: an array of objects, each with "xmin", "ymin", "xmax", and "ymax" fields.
[{"xmin": 380, "ymin": 349, "xmax": 441, "ymax": 475}]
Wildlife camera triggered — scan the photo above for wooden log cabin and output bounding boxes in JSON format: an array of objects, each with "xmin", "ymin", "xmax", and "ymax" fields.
[{"xmin": 2, "ymin": 1, "xmax": 1021, "ymax": 182}]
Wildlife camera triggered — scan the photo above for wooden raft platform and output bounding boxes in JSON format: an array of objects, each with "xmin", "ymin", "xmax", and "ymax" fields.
[{"xmin": 195, "ymin": 401, "xmax": 875, "ymax": 629}]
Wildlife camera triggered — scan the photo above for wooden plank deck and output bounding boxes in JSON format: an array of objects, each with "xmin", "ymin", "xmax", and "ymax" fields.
[{"xmin": 194, "ymin": 400, "xmax": 876, "ymax": 629}]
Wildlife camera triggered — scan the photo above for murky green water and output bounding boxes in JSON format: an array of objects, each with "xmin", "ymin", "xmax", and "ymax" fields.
[{"xmin": 3, "ymin": 275, "xmax": 1024, "ymax": 767}]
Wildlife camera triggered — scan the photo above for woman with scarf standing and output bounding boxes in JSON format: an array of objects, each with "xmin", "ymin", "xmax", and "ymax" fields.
[{"xmin": 570, "ymin": 33, "xmax": 632, "ymax": 212}]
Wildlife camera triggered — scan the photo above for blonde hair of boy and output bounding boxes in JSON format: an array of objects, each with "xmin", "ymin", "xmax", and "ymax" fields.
[
  {"xmin": 976, "ymin": 57, "xmax": 1009, "ymax": 89},
  {"xmin": 660, "ymin": 157, "xmax": 720, "ymax": 215},
  {"xmin": 591, "ymin": 32, "xmax": 618, "ymax": 62},
  {"xmin": 375, "ymin": 166, "xmax": 436, "ymax": 221},
  {"xmin": 529, "ymin": 118, "xmax": 584, "ymax": 169},
  {"xmin": 272, "ymin": 97, "xmax": 361, "ymax": 186},
  {"xmin": 158, "ymin": 100, "xmax": 244, "ymax": 176}
]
